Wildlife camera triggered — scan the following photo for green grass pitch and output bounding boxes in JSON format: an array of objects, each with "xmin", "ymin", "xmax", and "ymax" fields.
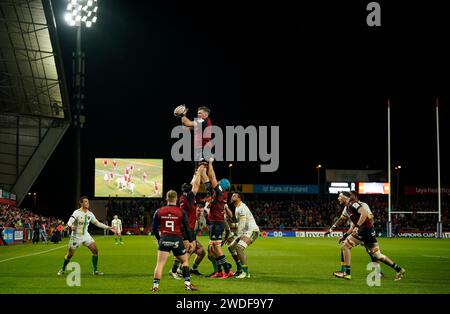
[
  {"xmin": 1, "ymin": 236, "xmax": 450, "ymax": 294},
  {"xmin": 94, "ymin": 158, "xmax": 163, "ymax": 198}
]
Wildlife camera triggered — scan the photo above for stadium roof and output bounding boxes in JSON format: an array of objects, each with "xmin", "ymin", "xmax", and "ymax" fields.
[
  {"xmin": 0, "ymin": 0, "xmax": 70, "ymax": 204},
  {"xmin": 0, "ymin": 0, "xmax": 67, "ymax": 118}
]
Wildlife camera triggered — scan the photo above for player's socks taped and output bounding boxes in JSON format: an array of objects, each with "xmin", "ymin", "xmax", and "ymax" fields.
[
  {"xmin": 392, "ymin": 263, "xmax": 402, "ymax": 272},
  {"xmin": 340, "ymin": 250, "xmax": 345, "ymax": 272},
  {"xmin": 344, "ymin": 265, "xmax": 351, "ymax": 275},
  {"xmin": 208, "ymin": 254, "xmax": 218, "ymax": 272},
  {"xmin": 229, "ymin": 247, "xmax": 242, "ymax": 270},
  {"xmin": 242, "ymin": 264, "xmax": 248, "ymax": 273},
  {"xmin": 172, "ymin": 260, "xmax": 181, "ymax": 273},
  {"xmin": 92, "ymin": 255, "xmax": 98, "ymax": 272},
  {"xmin": 62, "ymin": 258, "xmax": 70, "ymax": 271},
  {"xmin": 153, "ymin": 278, "xmax": 160, "ymax": 287},
  {"xmin": 182, "ymin": 266, "xmax": 190, "ymax": 282},
  {"xmin": 216, "ymin": 255, "xmax": 230, "ymax": 273}
]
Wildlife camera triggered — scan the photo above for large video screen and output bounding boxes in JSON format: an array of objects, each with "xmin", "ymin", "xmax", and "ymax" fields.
[
  {"xmin": 95, "ymin": 158, "xmax": 163, "ymax": 198},
  {"xmin": 327, "ymin": 182, "xmax": 356, "ymax": 194},
  {"xmin": 358, "ymin": 182, "xmax": 390, "ymax": 195}
]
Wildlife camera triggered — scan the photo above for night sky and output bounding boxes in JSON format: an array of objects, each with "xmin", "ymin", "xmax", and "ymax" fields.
[{"xmin": 27, "ymin": 0, "xmax": 449, "ymax": 216}]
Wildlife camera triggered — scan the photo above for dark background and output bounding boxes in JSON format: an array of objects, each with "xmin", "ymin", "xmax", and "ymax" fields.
[{"xmin": 26, "ymin": 0, "xmax": 449, "ymax": 216}]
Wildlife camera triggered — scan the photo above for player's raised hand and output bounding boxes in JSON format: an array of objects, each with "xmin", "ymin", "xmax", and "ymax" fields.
[{"xmin": 174, "ymin": 105, "xmax": 188, "ymax": 117}]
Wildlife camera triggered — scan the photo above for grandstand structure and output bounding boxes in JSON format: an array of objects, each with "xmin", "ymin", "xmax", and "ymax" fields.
[{"xmin": 0, "ymin": 0, "xmax": 71, "ymax": 205}]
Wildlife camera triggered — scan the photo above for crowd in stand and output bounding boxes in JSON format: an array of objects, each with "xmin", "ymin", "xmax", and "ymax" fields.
[
  {"xmin": 1, "ymin": 195, "xmax": 448, "ymax": 243},
  {"xmin": 0, "ymin": 204, "xmax": 67, "ymax": 245},
  {"xmin": 102, "ymin": 195, "xmax": 449, "ymax": 233},
  {"xmin": 247, "ymin": 196, "xmax": 449, "ymax": 232},
  {"xmin": 0, "ymin": 204, "xmax": 64, "ymax": 231}
]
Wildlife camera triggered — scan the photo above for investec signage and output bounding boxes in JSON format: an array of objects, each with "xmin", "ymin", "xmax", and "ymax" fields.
[
  {"xmin": 253, "ymin": 185, "xmax": 318, "ymax": 194},
  {"xmin": 263, "ymin": 231, "xmax": 343, "ymax": 238}
]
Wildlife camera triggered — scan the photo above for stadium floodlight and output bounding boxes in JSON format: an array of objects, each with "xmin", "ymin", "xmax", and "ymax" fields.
[{"xmin": 64, "ymin": 0, "xmax": 98, "ymax": 27}]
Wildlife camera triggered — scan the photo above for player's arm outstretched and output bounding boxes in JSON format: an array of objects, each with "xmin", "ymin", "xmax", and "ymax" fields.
[
  {"xmin": 92, "ymin": 218, "xmax": 116, "ymax": 233},
  {"xmin": 173, "ymin": 105, "xmax": 195, "ymax": 129},
  {"xmin": 325, "ymin": 215, "xmax": 348, "ymax": 235}
]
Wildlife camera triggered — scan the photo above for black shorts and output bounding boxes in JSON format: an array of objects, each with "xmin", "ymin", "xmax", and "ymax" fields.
[
  {"xmin": 158, "ymin": 236, "xmax": 186, "ymax": 257},
  {"xmin": 356, "ymin": 227, "xmax": 377, "ymax": 245},
  {"xmin": 182, "ymin": 227, "xmax": 197, "ymax": 242},
  {"xmin": 209, "ymin": 221, "xmax": 224, "ymax": 242}
]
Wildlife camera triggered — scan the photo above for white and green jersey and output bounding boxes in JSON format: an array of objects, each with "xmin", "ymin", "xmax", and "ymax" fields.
[
  {"xmin": 111, "ymin": 218, "xmax": 122, "ymax": 232},
  {"xmin": 234, "ymin": 201, "xmax": 259, "ymax": 235},
  {"xmin": 67, "ymin": 209, "xmax": 98, "ymax": 237}
]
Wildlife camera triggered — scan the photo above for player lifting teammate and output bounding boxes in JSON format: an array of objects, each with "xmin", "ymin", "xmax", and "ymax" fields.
[
  {"xmin": 169, "ymin": 165, "xmax": 207, "ymax": 278},
  {"xmin": 151, "ymin": 190, "xmax": 197, "ymax": 292},
  {"xmin": 58, "ymin": 196, "xmax": 116, "ymax": 276},
  {"xmin": 333, "ymin": 192, "xmax": 406, "ymax": 281},
  {"xmin": 205, "ymin": 158, "xmax": 234, "ymax": 279}
]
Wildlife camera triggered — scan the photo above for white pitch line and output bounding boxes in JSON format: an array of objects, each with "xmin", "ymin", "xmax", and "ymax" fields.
[
  {"xmin": 0, "ymin": 245, "xmax": 66, "ymax": 263},
  {"xmin": 422, "ymin": 255, "xmax": 449, "ymax": 259}
]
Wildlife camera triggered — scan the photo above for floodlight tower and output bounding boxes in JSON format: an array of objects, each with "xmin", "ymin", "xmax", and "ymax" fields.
[{"xmin": 64, "ymin": 0, "xmax": 98, "ymax": 205}]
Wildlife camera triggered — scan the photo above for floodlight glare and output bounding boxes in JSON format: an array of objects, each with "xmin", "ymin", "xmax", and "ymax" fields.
[{"xmin": 65, "ymin": 0, "xmax": 98, "ymax": 27}]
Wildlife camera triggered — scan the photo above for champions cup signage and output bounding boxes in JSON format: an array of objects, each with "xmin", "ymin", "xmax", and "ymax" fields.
[{"xmin": 171, "ymin": 120, "xmax": 280, "ymax": 173}]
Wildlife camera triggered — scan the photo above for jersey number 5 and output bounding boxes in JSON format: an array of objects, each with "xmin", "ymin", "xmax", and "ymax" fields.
[{"xmin": 165, "ymin": 220, "xmax": 174, "ymax": 232}]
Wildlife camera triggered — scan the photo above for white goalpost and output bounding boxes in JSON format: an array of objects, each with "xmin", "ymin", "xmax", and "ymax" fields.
[{"xmin": 387, "ymin": 98, "xmax": 443, "ymax": 238}]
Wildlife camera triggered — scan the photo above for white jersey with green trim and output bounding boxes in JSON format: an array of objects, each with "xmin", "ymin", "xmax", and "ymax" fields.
[
  {"xmin": 234, "ymin": 201, "xmax": 259, "ymax": 234},
  {"xmin": 67, "ymin": 209, "xmax": 97, "ymax": 237},
  {"xmin": 111, "ymin": 218, "xmax": 122, "ymax": 231}
]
